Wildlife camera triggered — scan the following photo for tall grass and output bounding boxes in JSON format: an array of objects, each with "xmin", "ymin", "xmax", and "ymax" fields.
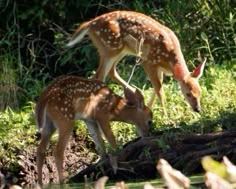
[
  {"xmin": 0, "ymin": 53, "xmax": 18, "ymax": 110},
  {"xmin": 0, "ymin": 0, "xmax": 235, "ymax": 108},
  {"xmin": 140, "ymin": 0, "xmax": 236, "ymax": 63}
]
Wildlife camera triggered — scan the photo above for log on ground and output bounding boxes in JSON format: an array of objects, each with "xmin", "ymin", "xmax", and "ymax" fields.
[{"xmin": 69, "ymin": 130, "xmax": 236, "ymax": 182}]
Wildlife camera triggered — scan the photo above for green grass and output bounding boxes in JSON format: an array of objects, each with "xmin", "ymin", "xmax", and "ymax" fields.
[
  {"xmin": 0, "ymin": 0, "xmax": 235, "ymax": 187},
  {"xmin": 0, "ymin": 61, "xmax": 235, "ymax": 173},
  {"xmin": 109, "ymin": 62, "xmax": 236, "ymax": 146}
]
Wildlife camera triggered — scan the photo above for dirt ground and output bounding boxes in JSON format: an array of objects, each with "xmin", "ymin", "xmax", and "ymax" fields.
[
  {"xmin": 1, "ymin": 130, "xmax": 236, "ymax": 187},
  {"xmin": 0, "ymin": 134, "xmax": 98, "ymax": 187}
]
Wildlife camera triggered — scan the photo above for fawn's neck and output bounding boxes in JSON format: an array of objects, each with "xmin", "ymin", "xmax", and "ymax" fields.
[{"xmin": 171, "ymin": 46, "xmax": 190, "ymax": 82}]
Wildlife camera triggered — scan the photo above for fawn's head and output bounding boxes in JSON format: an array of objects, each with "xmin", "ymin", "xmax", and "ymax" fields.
[
  {"xmin": 178, "ymin": 60, "xmax": 206, "ymax": 112},
  {"xmin": 116, "ymin": 88, "xmax": 153, "ymax": 137}
]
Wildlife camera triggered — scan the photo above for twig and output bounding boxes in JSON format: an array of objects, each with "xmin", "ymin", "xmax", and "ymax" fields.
[{"xmin": 127, "ymin": 35, "xmax": 144, "ymax": 85}]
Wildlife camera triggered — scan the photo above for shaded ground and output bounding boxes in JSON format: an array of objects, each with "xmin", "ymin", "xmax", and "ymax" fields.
[
  {"xmin": 0, "ymin": 134, "xmax": 98, "ymax": 187},
  {"xmin": 70, "ymin": 130, "xmax": 236, "ymax": 183},
  {"xmin": 1, "ymin": 130, "xmax": 236, "ymax": 187}
]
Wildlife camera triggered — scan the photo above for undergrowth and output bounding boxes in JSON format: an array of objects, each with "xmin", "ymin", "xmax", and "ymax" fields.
[
  {"xmin": 110, "ymin": 62, "xmax": 236, "ymax": 147},
  {"xmin": 0, "ymin": 0, "xmax": 236, "ymax": 175},
  {"xmin": 0, "ymin": 0, "xmax": 235, "ymax": 107},
  {"xmin": 0, "ymin": 60, "xmax": 235, "ymax": 172}
]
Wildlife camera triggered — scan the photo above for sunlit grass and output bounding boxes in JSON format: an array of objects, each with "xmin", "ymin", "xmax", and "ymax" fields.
[
  {"xmin": 0, "ymin": 62, "xmax": 235, "ymax": 173},
  {"xmin": 110, "ymin": 62, "xmax": 236, "ymax": 145}
]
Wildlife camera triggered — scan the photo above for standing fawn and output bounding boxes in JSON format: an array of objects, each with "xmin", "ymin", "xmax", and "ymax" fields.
[
  {"xmin": 35, "ymin": 75, "xmax": 152, "ymax": 185},
  {"xmin": 67, "ymin": 10, "xmax": 206, "ymax": 114}
]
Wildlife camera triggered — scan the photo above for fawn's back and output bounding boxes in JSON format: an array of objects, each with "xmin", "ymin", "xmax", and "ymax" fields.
[
  {"xmin": 67, "ymin": 11, "xmax": 206, "ymax": 113},
  {"xmin": 70, "ymin": 11, "xmax": 186, "ymax": 72},
  {"xmin": 35, "ymin": 76, "xmax": 122, "ymax": 123}
]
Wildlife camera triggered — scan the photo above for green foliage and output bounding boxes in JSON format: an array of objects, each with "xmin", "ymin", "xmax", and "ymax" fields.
[
  {"xmin": 0, "ymin": 0, "xmax": 235, "ymax": 108},
  {"xmin": 151, "ymin": 63, "xmax": 236, "ymax": 134},
  {"xmin": 0, "ymin": 103, "xmax": 35, "ymax": 171},
  {"xmin": 0, "ymin": 0, "xmax": 235, "ymax": 176},
  {"xmin": 202, "ymin": 156, "xmax": 227, "ymax": 179},
  {"xmin": 87, "ymin": 62, "xmax": 236, "ymax": 148},
  {"xmin": 150, "ymin": 0, "xmax": 236, "ymax": 63},
  {"xmin": 0, "ymin": 61, "xmax": 235, "ymax": 175},
  {"xmin": 0, "ymin": 103, "xmax": 35, "ymax": 148}
]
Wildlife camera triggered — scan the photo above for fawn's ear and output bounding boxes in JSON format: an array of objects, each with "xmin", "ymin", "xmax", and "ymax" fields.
[
  {"xmin": 191, "ymin": 58, "xmax": 206, "ymax": 79},
  {"xmin": 134, "ymin": 89, "xmax": 145, "ymax": 109},
  {"xmin": 124, "ymin": 87, "xmax": 144, "ymax": 109},
  {"xmin": 124, "ymin": 87, "xmax": 138, "ymax": 107}
]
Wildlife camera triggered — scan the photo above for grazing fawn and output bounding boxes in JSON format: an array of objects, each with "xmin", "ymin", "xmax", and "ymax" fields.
[
  {"xmin": 67, "ymin": 10, "xmax": 206, "ymax": 113},
  {"xmin": 35, "ymin": 75, "xmax": 152, "ymax": 185}
]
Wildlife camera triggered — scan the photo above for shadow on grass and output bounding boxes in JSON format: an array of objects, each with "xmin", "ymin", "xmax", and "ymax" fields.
[{"xmin": 152, "ymin": 106, "xmax": 236, "ymax": 135}]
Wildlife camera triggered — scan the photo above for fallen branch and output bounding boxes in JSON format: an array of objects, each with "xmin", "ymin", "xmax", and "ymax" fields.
[{"xmin": 69, "ymin": 130, "xmax": 236, "ymax": 182}]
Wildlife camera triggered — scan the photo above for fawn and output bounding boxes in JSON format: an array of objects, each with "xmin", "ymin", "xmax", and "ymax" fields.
[
  {"xmin": 35, "ymin": 75, "xmax": 152, "ymax": 184},
  {"xmin": 67, "ymin": 10, "xmax": 206, "ymax": 114}
]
